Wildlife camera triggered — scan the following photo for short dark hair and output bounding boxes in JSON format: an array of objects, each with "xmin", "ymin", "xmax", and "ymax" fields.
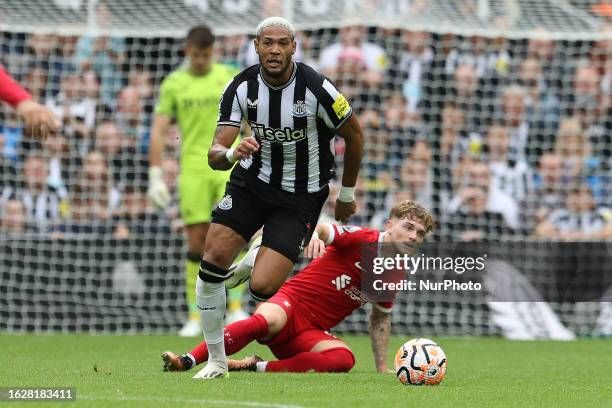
[{"xmin": 186, "ymin": 25, "xmax": 215, "ymax": 48}]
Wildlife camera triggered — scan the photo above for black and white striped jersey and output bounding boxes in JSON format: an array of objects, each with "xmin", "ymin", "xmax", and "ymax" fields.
[
  {"xmin": 547, "ymin": 207, "xmax": 611, "ymax": 234},
  {"xmin": 217, "ymin": 62, "xmax": 352, "ymax": 193}
]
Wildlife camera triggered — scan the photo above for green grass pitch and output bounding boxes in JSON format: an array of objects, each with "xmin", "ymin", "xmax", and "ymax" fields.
[{"xmin": 1, "ymin": 334, "xmax": 610, "ymax": 408}]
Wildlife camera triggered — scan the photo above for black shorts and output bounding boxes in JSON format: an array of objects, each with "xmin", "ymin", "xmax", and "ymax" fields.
[{"xmin": 212, "ymin": 166, "xmax": 329, "ymax": 263}]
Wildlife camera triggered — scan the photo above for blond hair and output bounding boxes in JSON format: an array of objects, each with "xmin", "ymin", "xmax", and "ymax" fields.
[{"xmin": 389, "ymin": 200, "xmax": 435, "ymax": 233}]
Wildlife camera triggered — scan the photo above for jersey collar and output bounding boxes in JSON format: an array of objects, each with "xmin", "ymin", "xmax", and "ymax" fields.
[{"xmin": 259, "ymin": 62, "xmax": 297, "ymax": 91}]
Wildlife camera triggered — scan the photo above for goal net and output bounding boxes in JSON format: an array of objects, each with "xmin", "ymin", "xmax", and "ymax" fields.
[{"xmin": 1, "ymin": 0, "xmax": 611, "ymax": 337}]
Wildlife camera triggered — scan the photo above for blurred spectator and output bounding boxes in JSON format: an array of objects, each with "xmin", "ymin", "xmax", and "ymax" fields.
[
  {"xmin": 517, "ymin": 57, "xmax": 560, "ymax": 146},
  {"xmin": 24, "ymin": 33, "xmax": 73, "ymax": 94},
  {"xmin": 398, "ymin": 148, "xmax": 433, "ymax": 210},
  {"xmin": 498, "ymin": 85, "xmax": 532, "ymax": 163},
  {"xmin": 445, "ymin": 172, "xmax": 514, "ymax": 242},
  {"xmin": 94, "ymin": 120, "xmax": 147, "ymax": 187},
  {"xmin": 23, "ymin": 66, "xmax": 48, "ymax": 101},
  {"xmin": 319, "ymin": 24, "xmax": 386, "ymax": 86},
  {"xmin": 0, "ymin": 199, "xmax": 28, "ymax": 234},
  {"xmin": 127, "ymin": 70, "xmax": 155, "ymax": 114},
  {"xmin": 42, "ymin": 133, "xmax": 73, "ymax": 196},
  {"xmin": 439, "ymin": 101, "xmax": 482, "ymax": 184},
  {"xmin": 452, "ymin": 63, "xmax": 484, "ymax": 131},
  {"xmin": 46, "ymin": 72, "xmax": 97, "ymax": 155},
  {"xmin": 113, "ymin": 185, "xmax": 170, "ymax": 238},
  {"xmin": 362, "ymin": 125, "xmax": 393, "ymax": 215},
  {"xmin": 447, "ymin": 160, "xmax": 520, "ymax": 231},
  {"xmin": 81, "ymin": 70, "xmax": 109, "ymax": 120},
  {"xmin": 56, "ymin": 151, "xmax": 119, "ymax": 234},
  {"xmin": 391, "ymin": 31, "xmax": 434, "ymax": 111},
  {"xmin": 553, "ymin": 117, "xmax": 591, "ymax": 182},
  {"xmin": 525, "ymin": 28, "xmax": 564, "ymax": 92},
  {"xmin": 569, "ymin": 63, "xmax": 611, "ymax": 172},
  {"xmin": 116, "ymin": 86, "xmax": 151, "ymax": 153},
  {"xmin": 74, "ymin": 34, "xmax": 126, "ymax": 107},
  {"xmin": 0, "ymin": 133, "xmax": 18, "ymax": 194},
  {"xmin": 6, "ymin": 153, "xmax": 66, "ymax": 232},
  {"xmin": 384, "ymin": 94, "xmax": 428, "ymax": 171},
  {"xmin": 484, "ymin": 123, "xmax": 532, "ymax": 202},
  {"xmin": 568, "ymin": 64, "xmax": 602, "ymax": 115},
  {"xmin": 534, "ymin": 184, "xmax": 612, "ymax": 240},
  {"xmin": 523, "ymin": 152, "xmax": 568, "ymax": 231},
  {"xmin": 83, "ymin": 150, "xmax": 121, "ymax": 211},
  {"xmin": 217, "ymin": 34, "xmax": 247, "ymax": 68},
  {"xmin": 445, "ymin": 36, "xmax": 511, "ymax": 78},
  {"xmin": 591, "ymin": 30, "xmax": 611, "ymax": 102}
]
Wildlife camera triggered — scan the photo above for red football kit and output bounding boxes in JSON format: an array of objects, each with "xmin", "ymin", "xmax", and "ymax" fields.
[
  {"xmin": 261, "ymin": 224, "xmax": 393, "ymax": 358},
  {"xmin": 0, "ymin": 66, "xmax": 31, "ymax": 108}
]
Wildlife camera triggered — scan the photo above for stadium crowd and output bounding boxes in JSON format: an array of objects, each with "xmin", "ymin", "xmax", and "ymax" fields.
[{"xmin": 1, "ymin": 27, "xmax": 611, "ymax": 240}]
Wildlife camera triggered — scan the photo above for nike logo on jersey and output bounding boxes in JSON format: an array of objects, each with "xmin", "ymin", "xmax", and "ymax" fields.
[
  {"xmin": 332, "ymin": 274, "xmax": 351, "ymax": 290},
  {"xmin": 354, "ymin": 262, "xmax": 364, "ymax": 271}
]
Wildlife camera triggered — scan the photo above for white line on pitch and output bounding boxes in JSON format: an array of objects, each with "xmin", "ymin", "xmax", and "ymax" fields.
[{"xmin": 79, "ymin": 395, "xmax": 306, "ymax": 408}]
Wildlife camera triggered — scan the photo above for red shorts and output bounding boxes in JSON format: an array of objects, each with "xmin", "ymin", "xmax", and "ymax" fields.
[{"xmin": 257, "ymin": 289, "xmax": 340, "ymax": 360}]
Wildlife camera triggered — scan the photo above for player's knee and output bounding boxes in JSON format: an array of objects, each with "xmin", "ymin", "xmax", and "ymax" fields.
[
  {"xmin": 253, "ymin": 311, "xmax": 281, "ymax": 335},
  {"xmin": 202, "ymin": 248, "xmax": 232, "ymax": 271},
  {"xmin": 322, "ymin": 348, "xmax": 355, "ymax": 373},
  {"xmin": 249, "ymin": 281, "xmax": 277, "ymax": 301}
]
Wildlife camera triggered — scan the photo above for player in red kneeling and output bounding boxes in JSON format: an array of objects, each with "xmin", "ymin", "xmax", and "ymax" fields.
[{"xmin": 162, "ymin": 200, "xmax": 434, "ymax": 375}]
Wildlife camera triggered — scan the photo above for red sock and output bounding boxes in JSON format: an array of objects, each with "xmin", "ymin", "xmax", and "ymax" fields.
[
  {"xmin": 265, "ymin": 347, "xmax": 355, "ymax": 373},
  {"xmin": 189, "ymin": 314, "xmax": 269, "ymax": 364}
]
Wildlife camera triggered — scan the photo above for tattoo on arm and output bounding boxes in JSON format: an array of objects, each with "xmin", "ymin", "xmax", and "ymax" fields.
[{"xmin": 369, "ymin": 309, "xmax": 391, "ymax": 372}]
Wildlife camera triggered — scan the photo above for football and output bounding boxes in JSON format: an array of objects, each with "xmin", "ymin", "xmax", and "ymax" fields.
[{"xmin": 394, "ymin": 338, "xmax": 447, "ymax": 385}]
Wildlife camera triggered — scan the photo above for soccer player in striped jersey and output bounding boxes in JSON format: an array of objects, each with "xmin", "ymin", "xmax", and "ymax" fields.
[
  {"xmin": 162, "ymin": 200, "xmax": 434, "ymax": 375},
  {"xmin": 196, "ymin": 17, "xmax": 365, "ymax": 378},
  {"xmin": 147, "ymin": 26, "xmax": 246, "ymax": 336}
]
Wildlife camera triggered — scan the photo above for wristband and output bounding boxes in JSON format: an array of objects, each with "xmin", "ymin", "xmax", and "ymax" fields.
[
  {"xmin": 338, "ymin": 185, "xmax": 355, "ymax": 202},
  {"xmin": 311, "ymin": 230, "xmax": 319, "ymax": 241},
  {"xmin": 225, "ymin": 147, "xmax": 237, "ymax": 163}
]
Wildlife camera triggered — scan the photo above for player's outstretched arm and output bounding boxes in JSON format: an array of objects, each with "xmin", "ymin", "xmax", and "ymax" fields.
[
  {"xmin": 208, "ymin": 125, "xmax": 258, "ymax": 171},
  {"xmin": 335, "ymin": 115, "xmax": 364, "ymax": 223},
  {"xmin": 0, "ymin": 67, "xmax": 60, "ymax": 140},
  {"xmin": 147, "ymin": 114, "xmax": 172, "ymax": 210},
  {"xmin": 16, "ymin": 100, "xmax": 61, "ymax": 140},
  {"xmin": 369, "ymin": 306, "xmax": 392, "ymax": 373}
]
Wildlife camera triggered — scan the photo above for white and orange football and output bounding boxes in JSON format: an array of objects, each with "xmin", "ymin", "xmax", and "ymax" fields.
[{"xmin": 394, "ymin": 338, "xmax": 447, "ymax": 385}]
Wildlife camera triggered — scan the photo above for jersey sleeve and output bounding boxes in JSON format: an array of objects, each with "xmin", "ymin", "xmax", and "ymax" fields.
[
  {"xmin": 0, "ymin": 66, "xmax": 31, "ymax": 108},
  {"xmin": 327, "ymin": 224, "xmax": 371, "ymax": 249},
  {"xmin": 154, "ymin": 75, "xmax": 176, "ymax": 117},
  {"xmin": 317, "ymin": 78, "xmax": 353, "ymax": 130},
  {"xmin": 217, "ymin": 78, "xmax": 243, "ymax": 128}
]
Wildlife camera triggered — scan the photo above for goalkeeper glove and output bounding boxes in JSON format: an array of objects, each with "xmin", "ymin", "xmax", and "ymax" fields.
[{"xmin": 147, "ymin": 166, "xmax": 171, "ymax": 210}]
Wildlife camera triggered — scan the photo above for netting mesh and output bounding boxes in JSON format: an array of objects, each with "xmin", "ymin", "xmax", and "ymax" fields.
[{"xmin": 1, "ymin": 0, "xmax": 611, "ymax": 337}]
